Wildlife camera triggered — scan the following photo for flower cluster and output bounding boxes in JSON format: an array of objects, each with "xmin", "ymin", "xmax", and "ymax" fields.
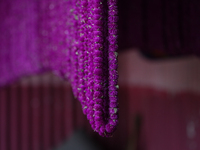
[
  {"xmin": 40, "ymin": 0, "xmax": 119, "ymax": 137},
  {"xmin": 70, "ymin": 0, "xmax": 119, "ymax": 137}
]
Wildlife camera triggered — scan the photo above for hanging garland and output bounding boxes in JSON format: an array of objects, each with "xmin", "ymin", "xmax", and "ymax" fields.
[{"xmin": 38, "ymin": 0, "xmax": 119, "ymax": 137}]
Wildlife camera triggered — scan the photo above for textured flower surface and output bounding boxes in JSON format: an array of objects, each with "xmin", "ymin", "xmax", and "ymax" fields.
[
  {"xmin": 0, "ymin": 0, "xmax": 118, "ymax": 137},
  {"xmin": 61, "ymin": 0, "xmax": 119, "ymax": 137}
]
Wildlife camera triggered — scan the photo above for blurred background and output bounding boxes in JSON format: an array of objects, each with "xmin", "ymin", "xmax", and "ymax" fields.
[
  {"xmin": 1, "ymin": 50, "xmax": 200, "ymax": 150},
  {"xmin": 1, "ymin": 0, "xmax": 200, "ymax": 149}
]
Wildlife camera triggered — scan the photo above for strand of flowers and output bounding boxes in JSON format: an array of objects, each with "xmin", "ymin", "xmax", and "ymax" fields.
[
  {"xmin": 91, "ymin": 0, "xmax": 105, "ymax": 135},
  {"xmin": 86, "ymin": 0, "xmax": 96, "ymax": 130},
  {"xmin": 78, "ymin": 0, "xmax": 88, "ymax": 113},
  {"xmin": 70, "ymin": 0, "xmax": 118, "ymax": 137},
  {"xmin": 82, "ymin": 0, "xmax": 89, "ymax": 115},
  {"xmin": 106, "ymin": 0, "xmax": 119, "ymax": 135},
  {"xmin": 86, "ymin": 0, "xmax": 118, "ymax": 137},
  {"xmin": 93, "ymin": 0, "xmax": 119, "ymax": 137}
]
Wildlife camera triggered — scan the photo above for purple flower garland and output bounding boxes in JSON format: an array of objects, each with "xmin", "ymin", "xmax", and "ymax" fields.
[
  {"xmin": 42, "ymin": 0, "xmax": 119, "ymax": 137},
  {"xmin": 77, "ymin": 0, "xmax": 119, "ymax": 137},
  {"xmin": 73, "ymin": 0, "xmax": 119, "ymax": 137}
]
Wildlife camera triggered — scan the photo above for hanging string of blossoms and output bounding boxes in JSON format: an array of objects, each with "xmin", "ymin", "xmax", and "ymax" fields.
[{"xmin": 65, "ymin": 0, "xmax": 118, "ymax": 137}]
